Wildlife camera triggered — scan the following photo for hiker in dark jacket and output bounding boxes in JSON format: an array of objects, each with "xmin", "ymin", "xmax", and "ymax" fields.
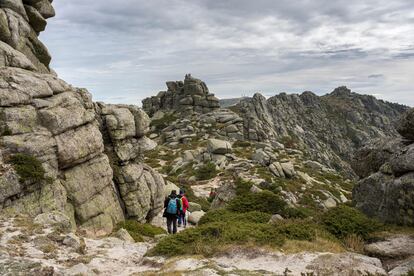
[{"xmin": 164, "ymin": 190, "xmax": 182, "ymax": 234}]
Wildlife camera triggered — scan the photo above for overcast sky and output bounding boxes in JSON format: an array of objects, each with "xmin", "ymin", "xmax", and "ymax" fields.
[{"xmin": 40, "ymin": 0, "xmax": 414, "ymax": 106}]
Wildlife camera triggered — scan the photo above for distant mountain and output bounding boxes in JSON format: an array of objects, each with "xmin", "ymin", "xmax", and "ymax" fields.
[{"xmin": 219, "ymin": 97, "xmax": 249, "ymax": 108}]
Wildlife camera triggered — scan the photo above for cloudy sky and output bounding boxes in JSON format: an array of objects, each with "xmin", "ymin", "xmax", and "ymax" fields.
[{"xmin": 40, "ymin": 0, "xmax": 414, "ymax": 106}]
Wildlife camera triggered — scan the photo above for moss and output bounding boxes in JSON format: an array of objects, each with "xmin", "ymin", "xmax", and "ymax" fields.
[
  {"xmin": 322, "ymin": 205, "xmax": 382, "ymax": 239},
  {"xmin": 194, "ymin": 162, "xmax": 218, "ymax": 180},
  {"xmin": 9, "ymin": 153, "xmax": 47, "ymax": 183},
  {"xmin": 115, "ymin": 220, "xmax": 166, "ymax": 242}
]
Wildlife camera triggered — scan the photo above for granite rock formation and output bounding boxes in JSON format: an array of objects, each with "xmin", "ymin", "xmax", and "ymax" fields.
[
  {"xmin": 0, "ymin": 0, "xmax": 165, "ymax": 236},
  {"xmin": 353, "ymin": 108, "xmax": 414, "ymax": 226},
  {"xmin": 236, "ymin": 87, "xmax": 408, "ymax": 176},
  {"xmin": 142, "ymin": 74, "xmax": 220, "ymax": 116}
]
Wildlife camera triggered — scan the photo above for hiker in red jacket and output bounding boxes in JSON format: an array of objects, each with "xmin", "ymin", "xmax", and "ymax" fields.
[{"xmin": 178, "ymin": 189, "xmax": 189, "ymax": 228}]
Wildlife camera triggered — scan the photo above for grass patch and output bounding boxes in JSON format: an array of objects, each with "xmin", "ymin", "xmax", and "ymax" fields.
[
  {"xmin": 194, "ymin": 162, "xmax": 218, "ymax": 180},
  {"xmin": 9, "ymin": 153, "xmax": 48, "ymax": 183},
  {"xmin": 115, "ymin": 220, "xmax": 166, "ymax": 242}
]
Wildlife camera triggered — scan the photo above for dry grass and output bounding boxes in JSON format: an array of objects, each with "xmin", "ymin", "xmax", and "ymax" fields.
[
  {"xmin": 343, "ymin": 234, "xmax": 365, "ymax": 253},
  {"xmin": 281, "ymin": 237, "xmax": 345, "ymax": 254}
]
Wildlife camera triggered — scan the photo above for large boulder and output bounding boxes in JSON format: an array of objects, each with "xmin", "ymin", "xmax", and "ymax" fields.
[
  {"xmin": 188, "ymin": 210, "xmax": 205, "ymax": 225},
  {"xmin": 351, "ymin": 137, "xmax": 406, "ymax": 178},
  {"xmin": 207, "ymin": 139, "xmax": 232, "ymax": 154}
]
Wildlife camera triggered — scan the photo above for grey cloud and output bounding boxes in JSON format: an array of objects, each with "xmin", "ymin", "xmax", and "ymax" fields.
[{"xmin": 41, "ymin": 0, "xmax": 414, "ymax": 106}]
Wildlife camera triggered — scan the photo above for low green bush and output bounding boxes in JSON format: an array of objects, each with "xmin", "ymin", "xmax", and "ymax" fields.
[
  {"xmin": 276, "ymin": 221, "xmax": 318, "ymax": 241},
  {"xmin": 234, "ymin": 178, "xmax": 253, "ymax": 196},
  {"xmin": 322, "ymin": 205, "xmax": 382, "ymax": 239},
  {"xmin": 116, "ymin": 220, "xmax": 166, "ymax": 242},
  {"xmin": 9, "ymin": 153, "xmax": 47, "ymax": 183},
  {"xmin": 148, "ymin": 221, "xmax": 285, "ymax": 257},
  {"xmin": 199, "ymin": 209, "xmax": 271, "ymax": 225},
  {"xmin": 194, "ymin": 162, "xmax": 218, "ymax": 180},
  {"xmin": 283, "ymin": 207, "xmax": 310, "ymax": 219},
  {"xmin": 228, "ymin": 190, "xmax": 287, "ymax": 215}
]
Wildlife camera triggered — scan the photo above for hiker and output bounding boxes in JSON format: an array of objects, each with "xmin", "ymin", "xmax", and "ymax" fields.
[
  {"xmin": 163, "ymin": 190, "xmax": 181, "ymax": 234},
  {"xmin": 208, "ymin": 188, "xmax": 217, "ymax": 201},
  {"xmin": 177, "ymin": 189, "xmax": 189, "ymax": 228}
]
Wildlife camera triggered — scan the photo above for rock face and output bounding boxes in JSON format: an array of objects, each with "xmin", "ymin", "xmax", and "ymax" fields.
[
  {"xmin": 142, "ymin": 74, "xmax": 220, "ymax": 116},
  {"xmin": 237, "ymin": 87, "xmax": 408, "ymax": 176},
  {"xmin": 353, "ymin": 108, "xmax": 414, "ymax": 226},
  {"xmin": 0, "ymin": 2, "xmax": 165, "ymax": 236}
]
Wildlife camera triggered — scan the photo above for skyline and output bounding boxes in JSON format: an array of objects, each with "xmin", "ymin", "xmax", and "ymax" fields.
[{"xmin": 41, "ymin": 0, "xmax": 414, "ymax": 106}]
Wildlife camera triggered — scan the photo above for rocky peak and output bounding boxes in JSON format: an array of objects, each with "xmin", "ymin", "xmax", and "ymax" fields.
[
  {"xmin": 329, "ymin": 86, "xmax": 352, "ymax": 97},
  {"xmin": 142, "ymin": 74, "xmax": 220, "ymax": 117},
  {"xmin": 235, "ymin": 87, "xmax": 408, "ymax": 176}
]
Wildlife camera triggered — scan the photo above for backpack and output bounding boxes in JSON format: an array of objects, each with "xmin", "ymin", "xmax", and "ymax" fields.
[{"xmin": 166, "ymin": 198, "xmax": 178, "ymax": 214}]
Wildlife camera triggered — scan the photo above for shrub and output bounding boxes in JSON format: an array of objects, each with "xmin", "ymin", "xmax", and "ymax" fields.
[
  {"xmin": 228, "ymin": 190, "xmax": 287, "ymax": 215},
  {"xmin": 194, "ymin": 162, "xmax": 218, "ymax": 180},
  {"xmin": 199, "ymin": 209, "xmax": 271, "ymax": 225},
  {"xmin": 9, "ymin": 153, "xmax": 47, "ymax": 183},
  {"xmin": 283, "ymin": 207, "xmax": 310, "ymax": 219},
  {"xmin": 115, "ymin": 220, "xmax": 166, "ymax": 242},
  {"xmin": 322, "ymin": 205, "xmax": 382, "ymax": 239},
  {"xmin": 276, "ymin": 221, "xmax": 317, "ymax": 241},
  {"xmin": 148, "ymin": 221, "xmax": 285, "ymax": 257},
  {"xmin": 234, "ymin": 178, "xmax": 253, "ymax": 196}
]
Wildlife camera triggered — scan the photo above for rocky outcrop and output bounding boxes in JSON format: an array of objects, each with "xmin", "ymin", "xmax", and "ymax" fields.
[
  {"xmin": 0, "ymin": 0, "xmax": 53, "ymax": 73},
  {"xmin": 142, "ymin": 74, "xmax": 219, "ymax": 116},
  {"xmin": 353, "ymin": 108, "xmax": 414, "ymax": 226},
  {"xmin": 237, "ymin": 87, "xmax": 408, "ymax": 176},
  {"xmin": 0, "ymin": 2, "xmax": 166, "ymax": 236}
]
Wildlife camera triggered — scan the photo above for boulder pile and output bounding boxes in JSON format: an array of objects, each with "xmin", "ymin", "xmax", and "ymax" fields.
[{"xmin": 142, "ymin": 74, "xmax": 220, "ymax": 116}]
